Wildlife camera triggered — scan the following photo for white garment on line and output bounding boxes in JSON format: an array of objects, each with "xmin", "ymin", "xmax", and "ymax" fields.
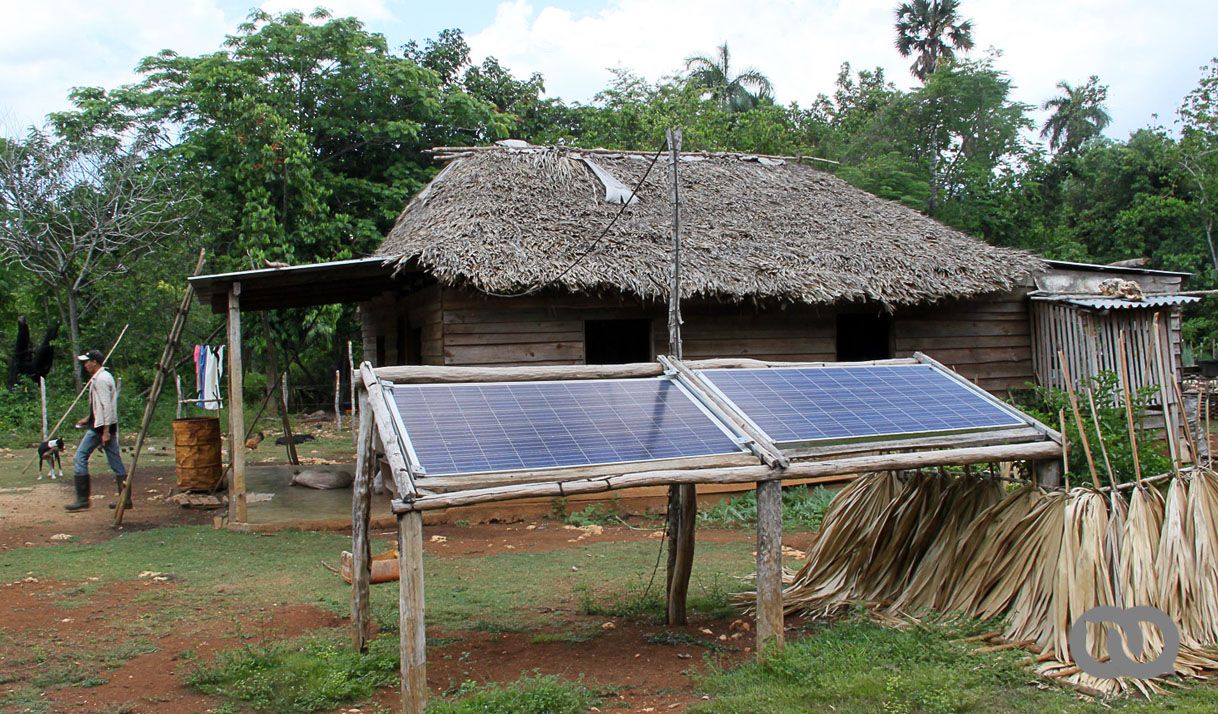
[{"xmin": 195, "ymin": 344, "xmax": 225, "ymax": 410}]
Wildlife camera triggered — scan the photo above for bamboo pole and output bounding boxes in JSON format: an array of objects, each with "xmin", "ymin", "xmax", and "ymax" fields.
[
  {"xmin": 392, "ymin": 440, "xmax": 1063, "ymax": 513},
  {"xmin": 115, "ymin": 250, "xmax": 207, "ymax": 525},
  {"xmin": 1173, "ymin": 380, "xmax": 1199, "ymax": 464},
  {"xmin": 1118, "ymin": 331, "xmax": 1144, "ymax": 484},
  {"xmin": 1059, "ymin": 409, "xmax": 1071, "ymax": 488},
  {"xmin": 334, "ymin": 369, "xmax": 342, "ymax": 431},
  {"xmin": 1058, "ymin": 351, "xmax": 1103, "ymax": 489},
  {"xmin": 1086, "ymin": 388, "xmax": 1116, "ymax": 487}
]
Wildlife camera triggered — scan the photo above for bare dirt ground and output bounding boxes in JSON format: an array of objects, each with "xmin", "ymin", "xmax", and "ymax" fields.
[{"xmin": 0, "ymin": 467, "xmax": 801, "ymax": 713}]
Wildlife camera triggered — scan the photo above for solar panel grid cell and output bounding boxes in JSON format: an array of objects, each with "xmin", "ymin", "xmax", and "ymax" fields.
[
  {"xmin": 391, "ymin": 378, "xmax": 744, "ymax": 477},
  {"xmin": 698, "ymin": 365, "xmax": 1022, "ymax": 444}
]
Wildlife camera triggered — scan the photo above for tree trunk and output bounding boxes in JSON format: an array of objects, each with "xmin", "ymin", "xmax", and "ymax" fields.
[
  {"xmin": 1204, "ymin": 215, "xmax": 1217, "ymax": 273},
  {"xmin": 66, "ymin": 288, "xmax": 82, "ymax": 390},
  {"xmin": 928, "ymin": 149, "xmax": 940, "ymax": 216}
]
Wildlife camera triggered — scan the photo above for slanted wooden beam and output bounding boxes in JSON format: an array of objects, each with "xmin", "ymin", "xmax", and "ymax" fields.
[
  {"xmin": 227, "ymin": 282, "xmax": 247, "ymax": 523},
  {"xmin": 351, "ymin": 389, "xmax": 374, "ymax": 652},
  {"xmin": 398, "ymin": 511, "xmax": 427, "ymax": 713},
  {"xmin": 358, "ymin": 362, "xmax": 416, "ymax": 499},
  {"xmin": 755, "ymin": 479, "xmax": 784, "ymax": 653}
]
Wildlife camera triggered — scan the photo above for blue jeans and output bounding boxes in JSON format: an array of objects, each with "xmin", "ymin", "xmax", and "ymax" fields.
[{"xmin": 74, "ymin": 427, "xmax": 126, "ymax": 478}]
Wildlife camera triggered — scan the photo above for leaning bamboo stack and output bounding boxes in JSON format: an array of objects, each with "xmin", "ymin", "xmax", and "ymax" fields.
[{"xmin": 780, "ymin": 332, "xmax": 1218, "ymax": 698}]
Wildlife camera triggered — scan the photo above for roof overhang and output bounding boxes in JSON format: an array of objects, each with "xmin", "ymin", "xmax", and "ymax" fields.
[
  {"xmin": 190, "ymin": 257, "xmax": 412, "ymax": 313},
  {"xmin": 1043, "ymin": 259, "xmax": 1192, "ymax": 278},
  {"xmin": 1030, "ymin": 293, "xmax": 1201, "ymax": 310}
]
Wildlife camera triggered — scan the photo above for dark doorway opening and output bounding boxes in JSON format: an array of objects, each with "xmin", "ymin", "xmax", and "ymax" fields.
[
  {"xmin": 836, "ymin": 313, "xmax": 892, "ymax": 361},
  {"xmin": 585, "ymin": 319, "xmax": 652, "ymax": 364},
  {"xmin": 407, "ymin": 326, "xmax": 423, "ymax": 365}
]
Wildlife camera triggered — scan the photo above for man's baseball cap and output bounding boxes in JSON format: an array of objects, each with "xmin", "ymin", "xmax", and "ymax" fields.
[{"xmin": 77, "ymin": 350, "xmax": 105, "ymax": 364}]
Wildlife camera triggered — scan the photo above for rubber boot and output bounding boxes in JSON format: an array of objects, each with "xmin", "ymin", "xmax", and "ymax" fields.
[
  {"xmin": 64, "ymin": 473, "xmax": 91, "ymax": 512},
  {"xmin": 109, "ymin": 475, "xmax": 133, "ymax": 510}
]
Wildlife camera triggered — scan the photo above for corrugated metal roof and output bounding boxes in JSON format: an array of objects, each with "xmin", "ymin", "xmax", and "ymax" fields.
[
  {"xmin": 1043, "ymin": 259, "xmax": 1192, "ymax": 278},
  {"xmin": 1031, "ymin": 294, "xmax": 1201, "ymax": 310}
]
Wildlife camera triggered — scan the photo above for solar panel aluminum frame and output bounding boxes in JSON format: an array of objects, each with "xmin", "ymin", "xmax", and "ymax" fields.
[
  {"xmin": 694, "ymin": 360, "xmax": 1034, "ymax": 452},
  {"xmin": 388, "ymin": 375, "xmax": 752, "ymax": 482}
]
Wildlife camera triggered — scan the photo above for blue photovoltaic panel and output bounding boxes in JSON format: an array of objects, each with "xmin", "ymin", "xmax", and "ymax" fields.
[
  {"xmin": 698, "ymin": 365, "xmax": 1024, "ymax": 444},
  {"xmin": 391, "ymin": 378, "xmax": 744, "ymax": 477}
]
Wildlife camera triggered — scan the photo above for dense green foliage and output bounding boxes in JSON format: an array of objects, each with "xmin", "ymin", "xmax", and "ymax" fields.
[
  {"xmin": 698, "ymin": 485, "xmax": 836, "ymax": 531},
  {"xmin": 1, "ymin": 6, "xmax": 1216, "ymax": 429}
]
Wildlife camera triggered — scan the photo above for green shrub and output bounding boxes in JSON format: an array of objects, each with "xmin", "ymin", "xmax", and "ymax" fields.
[{"xmin": 698, "ymin": 485, "xmax": 836, "ymax": 531}]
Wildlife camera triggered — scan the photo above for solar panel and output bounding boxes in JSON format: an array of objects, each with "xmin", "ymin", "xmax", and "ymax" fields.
[
  {"xmin": 390, "ymin": 378, "xmax": 745, "ymax": 477},
  {"xmin": 698, "ymin": 365, "xmax": 1024, "ymax": 445}
]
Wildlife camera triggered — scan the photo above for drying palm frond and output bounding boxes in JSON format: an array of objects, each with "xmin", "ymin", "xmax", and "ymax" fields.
[
  {"xmin": 855, "ymin": 473, "xmax": 948, "ymax": 604},
  {"xmin": 1106, "ymin": 491, "xmax": 1129, "ymax": 608},
  {"xmin": 942, "ymin": 486, "xmax": 1043, "ymax": 614},
  {"xmin": 1119, "ymin": 485, "xmax": 1165, "ymax": 652},
  {"xmin": 1062, "ymin": 490, "xmax": 1115, "ymax": 662},
  {"xmin": 782, "ymin": 472, "xmax": 900, "ymax": 617},
  {"xmin": 892, "ymin": 476, "xmax": 1004, "ymax": 613},
  {"xmin": 1158, "ymin": 476, "xmax": 1197, "ymax": 647},
  {"xmin": 1187, "ymin": 468, "xmax": 1218, "ymax": 645},
  {"xmin": 986, "ymin": 491, "xmax": 1068, "ymax": 654}
]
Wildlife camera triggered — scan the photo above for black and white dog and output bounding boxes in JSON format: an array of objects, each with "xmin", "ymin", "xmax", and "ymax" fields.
[{"xmin": 37, "ymin": 437, "xmax": 65, "ymax": 480}]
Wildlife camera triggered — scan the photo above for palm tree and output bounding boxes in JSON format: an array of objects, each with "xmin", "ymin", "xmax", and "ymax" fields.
[
  {"xmin": 684, "ymin": 43, "xmax": 773, "ymax": 112},
  {"xmin": 1040, "ymin": 76, "xmax": 1112, "ymax": 154},
  {"xmin": 894, "ymin": 0, "xmax": 974, "ymax": 80}
]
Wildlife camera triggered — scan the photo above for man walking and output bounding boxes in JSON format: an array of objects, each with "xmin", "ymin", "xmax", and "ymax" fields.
[{"xmin": 65, "ymin": 350, "xmax": 130, "ymax": 512}]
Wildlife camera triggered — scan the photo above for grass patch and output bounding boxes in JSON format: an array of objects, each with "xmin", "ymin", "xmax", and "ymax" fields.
[
  {"xmin": 186, "ymin": 629, "xmax": 397, "ymax": 713},
  {"xmin": 698, "ymin": 485, "xmax": 835, "ymax": 531},
  {"xmin": 530, "ymin": 627, "xmax": 601, "ymax": 645},
  {"xmin": 470, "ymin": 619, "xmax": 527, "ymax": 634},
  {"xmin": 429, "ymin": 674, "xmax": 599, "ymax": 714},
  {"xmin": 577, "ymin": 573, "xmax": 736, "ymax": 623},
  {"xmin": 690, "ymin": 618, "xmax": 1218, "ymax": 713}
]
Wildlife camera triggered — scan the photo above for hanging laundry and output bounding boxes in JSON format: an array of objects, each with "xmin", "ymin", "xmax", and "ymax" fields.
[{"xmin": 193, "ymin": 344, "xmax": 225, "ymax": 410}]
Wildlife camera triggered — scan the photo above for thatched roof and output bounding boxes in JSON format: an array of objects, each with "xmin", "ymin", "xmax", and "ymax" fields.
[{"xmin": 377, "ymin": 145, "xmax": 1044, "ymax": 307}]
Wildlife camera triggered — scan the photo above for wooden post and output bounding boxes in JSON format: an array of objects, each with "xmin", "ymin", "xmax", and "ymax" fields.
[
  {"xmin": 280, "ymin": 369, "xmax": 299, "ymax": 465},
  {"xmin": 351, "ymin": 390, "xmax": 374, "ymax": 652},
  {"xmin": 227, "ymin": 282, "xmax": 247, "ymax": 523},
  {"xmin": 755, "ymin": 479, "xmax": 784, "ymax": 652},
  {"xmin": 175, "ymin": 373, "xmax": 183, "ymax": 419},
  {"xmin": 334, "ymin": 370, "xmax": 342, "ymax": 431},
  {"xmin": 349, "ymin": 340, "xmax": 357, "ymax": 436},
  {"xmin": 398, "ymin": 511, "xmax": 427, "ymax": 713},
  {"xmin": 665, "ymin": 126, "xmax": 696, "ymax": 627},
  {"xmin": 1034, "ymin": 459, "xmax": 1063, "ymax": 489},
  {"xmin": 39, "ymin": 377, "xmax": 47, "ymax": 441}
]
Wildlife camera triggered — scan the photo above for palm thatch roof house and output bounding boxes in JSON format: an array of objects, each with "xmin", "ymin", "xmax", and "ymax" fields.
[{"xmin": 354, "ymin": 144, "xmax": 1044, "ymax": 393}]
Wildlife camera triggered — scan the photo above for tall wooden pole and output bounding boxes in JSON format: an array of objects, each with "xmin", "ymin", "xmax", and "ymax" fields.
[
  {"xmin": 39, "ymin": 377, "xmax": 48, "ymax": 441},
  {"xmin": 664, "ymin": 127, "xmax": 696, "ymax": 626},
  {"xmin": 755, "ymin": 478, "xmax": 784, "ymax": 653},
  {"xmin": 227, "ymin": 282, "xmax": 248, "ymax": 523}
]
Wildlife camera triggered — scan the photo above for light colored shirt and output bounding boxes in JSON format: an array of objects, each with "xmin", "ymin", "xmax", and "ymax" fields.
[{"xmin": 88, "ymin": 368, "xmax": 119, "ymax": 429}]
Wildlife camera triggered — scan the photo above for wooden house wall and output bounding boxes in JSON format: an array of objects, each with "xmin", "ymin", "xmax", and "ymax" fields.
[
  {"xmin": 892, "ymin": 292, "xmax": 1033, "ymax": 394},
  {"xmin": 358, "ymin": 287, "xmax": 1035, "ymax": 394}
]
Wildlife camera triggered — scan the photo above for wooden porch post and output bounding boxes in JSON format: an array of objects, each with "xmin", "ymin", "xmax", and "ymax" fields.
[
  {"xmin": 398, "ymin": 510, "xmax": 427, "ymax": 713},
  {"xmin": 226, "ymin": 283, "xmax": 247, "ymax": 523},
  {"xmin": 351, "ymin": 389, "xmax": 374, "ymax": 652},
  {"xmin": 755, "ymin": 478, "xmax": 785, "ymax": 653}
]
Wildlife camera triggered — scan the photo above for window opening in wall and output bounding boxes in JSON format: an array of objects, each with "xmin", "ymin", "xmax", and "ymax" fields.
[
  {"xmin": 836, "ymin": 313, "xmax": 892, "ymax": 361},
  {"xmin": 585, "ymin": 319, "xmax": 652, "ymax": 364},
  {"xmin": 408, "ymin": 326, "xmax": 423, "ymax": 366}
]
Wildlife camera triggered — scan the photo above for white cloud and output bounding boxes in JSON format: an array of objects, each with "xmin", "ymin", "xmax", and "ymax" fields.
[
  {"xmin": 0, "ymin": 0, "xmax": 232, "ymax": 136},
  {"xmin": 466, "ymin": 0, "xmax": 1218, "ymax": 139}
]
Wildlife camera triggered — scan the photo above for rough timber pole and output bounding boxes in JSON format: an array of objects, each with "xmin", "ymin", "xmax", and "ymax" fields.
[
  {"xmin": 755, "ymin": 479, "xmax": 784, "ymax": 652},
  {"xmin": 351, "ymin": 389, "xmax": 374, "ymax": 652},
  {"xmin": 227, "ymin": 282, "xmax": 247, "ymax": 523},
  {"xmin": 665, "ymin": 127, "xmax": 696, "ymax": 626},
  {"xmin": 398, "ymin": 510, "xmax": 427, "ymax": 713}
]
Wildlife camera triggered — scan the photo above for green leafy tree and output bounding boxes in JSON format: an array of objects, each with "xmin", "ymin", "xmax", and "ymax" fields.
[
  {"xmin": 1040, "ymin": 76, "xmax": 1112, "ymax": 155},
  {"xmin": 1178, "ymin": 58, "xmax": 1218, "ymax": 273},
  {"xmin": 894, "ymin": 0, "xmax": 975, "ymax": 80},
  {"xmin": 684, "ymin": 43, "xmax": 774, "ymax": 113}
]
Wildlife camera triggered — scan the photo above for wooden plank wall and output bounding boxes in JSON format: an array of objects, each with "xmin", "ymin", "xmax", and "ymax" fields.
[
  {"xmin": 892, "ymin": 292, "xmax": 1033, "ymax": 394},
  {"xmin": 358, "ymin": 285, "xmax": 444, "ymax": 366}
]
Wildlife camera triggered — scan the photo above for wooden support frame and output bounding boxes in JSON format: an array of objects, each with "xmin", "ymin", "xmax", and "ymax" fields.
[
  {"xmin": 227, "ymin": 282, "xmax": 247, "ymax": 523},
  {"xmin": 349, "ymin": 356, "xmax": 1064, "ymax": 709}
]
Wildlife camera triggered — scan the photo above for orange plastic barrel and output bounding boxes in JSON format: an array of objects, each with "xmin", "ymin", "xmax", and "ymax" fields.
[{"xmin": 172, "ymin": 417, "xmax": 224, "ymax": 491}]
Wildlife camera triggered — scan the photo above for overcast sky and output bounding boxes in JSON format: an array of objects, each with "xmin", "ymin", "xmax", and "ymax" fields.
[{"xmin": 2, "ymin": 0, "xmax": 1214, "ymax": 142}]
